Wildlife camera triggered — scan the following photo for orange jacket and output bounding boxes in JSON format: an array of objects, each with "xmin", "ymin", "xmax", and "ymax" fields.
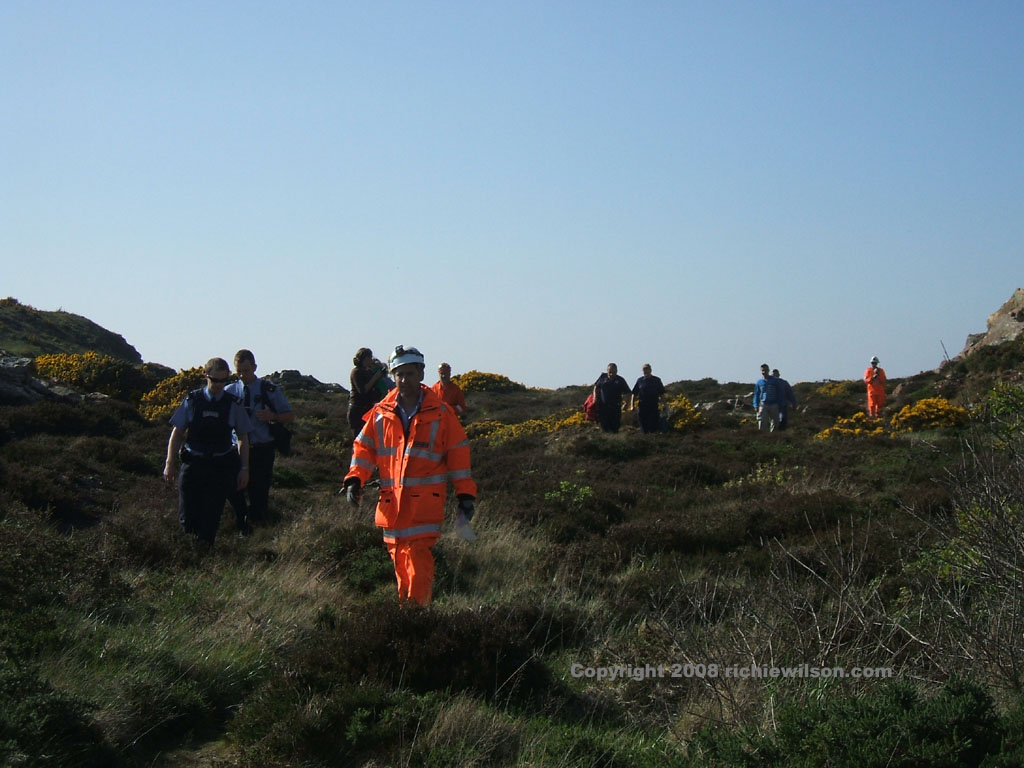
[
  {"xmin": 864, "ymin": 366, "xmax": 886, "ymax": 395},
  {"xmin": 432, "ymin": 380, "xmax": 467, "ymax": 414},
  {"xmin": 346, "ymin": 384, "xmax": 476, "ymax": 542}
]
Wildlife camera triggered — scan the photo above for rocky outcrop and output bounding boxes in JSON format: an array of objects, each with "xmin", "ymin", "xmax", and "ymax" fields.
[
  {"xmin": 267, "ymin": 369, "xmax": 347, "ymax": 395},
  {"xmin": 958, "ymin": 288, "xmax": 1024, "ymax": 358},
  {"xmin": 0, "ymin": 351, "xmax": 84, "ymax": 405}
]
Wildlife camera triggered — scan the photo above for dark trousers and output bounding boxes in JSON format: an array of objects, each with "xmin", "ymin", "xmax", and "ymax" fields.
[
  {"xmin": 179, "ymin": 451, "xmax": 239, "ymax": 544},
  {"xmin": 638, "ymin": 403, "xmax": 661, "ymax": 434},
  {"xmin": 229, "ymin": 442, "xmax": 276, "ymax": 527},
  {"xmin": 598, "ymin": 403, "xmax": 622, "ymax": 433}
]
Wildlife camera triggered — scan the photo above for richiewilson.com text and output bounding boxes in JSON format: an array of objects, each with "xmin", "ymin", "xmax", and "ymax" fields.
[{"xmin": 569, "ymin": 663, "xmax": 894, "ymax": 682}]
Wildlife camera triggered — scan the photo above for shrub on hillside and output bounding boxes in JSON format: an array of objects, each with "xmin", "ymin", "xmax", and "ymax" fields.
[
  {"xmin": 815, "ymin": 380, "xmax": 861, "ymax": 397},
  {"xmin": 814, "ymin": 412, "xmax": 885, "ymax": 440},
  {"xmin": 664, "ymin": 394, "xmax": 705, "ymax": 432},
  {"xmin": 139, "ymin": 367, "xmax": 208, "ymax": 422},
  {"xmin": 35, "ymin": 351, "xmax": 150, "ymax": 402},
  {"xmin": 451, "ymin": 370, "xmax": 526, "ymax": 393},
  {"xmin": 890, "ymin": 397, "xmax": 969, "ymax": 433},
  {"xmin": 482, "ymin": 409, "xmax": 587, "ymax": 443}
]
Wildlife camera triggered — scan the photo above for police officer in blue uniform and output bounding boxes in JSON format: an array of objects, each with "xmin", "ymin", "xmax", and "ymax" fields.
[
  {"xmin": 226, "ymin": 349, "xmax": 294, "ymax": 534},
  {"xmin": 163, "ymin": 357, "xmax": 252, "ymax": 547}
]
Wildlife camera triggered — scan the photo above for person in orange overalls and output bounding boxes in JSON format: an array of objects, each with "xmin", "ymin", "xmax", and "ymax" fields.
[
  {"xmin": 864, "ymin": 356, "xmax": 887, "ymax": 418},
  {"xmin": 432, "ymin": 362, "xmax": 467, "ymax": 418},
  {"xmin": 343, "ymin": 345, "xmax": 477, "ymax": 604}
]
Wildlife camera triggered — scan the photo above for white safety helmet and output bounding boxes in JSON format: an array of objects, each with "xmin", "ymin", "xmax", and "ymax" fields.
[
  {"xmin": 870, "ymin": 356, "xmax": 880, "ymax": 365},
  {"xmin": 388, "ymin": 345, "xmax": 425, "ymax": 371}
]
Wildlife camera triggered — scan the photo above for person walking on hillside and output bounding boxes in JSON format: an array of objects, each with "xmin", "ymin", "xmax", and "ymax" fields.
[
  {"xmin": 593, "ymin": 363, "xmax": 632, "ymax": 433},
  {"xmin": 226, "ymin": 349, "xmax": 294, "ymax": 535},
  {"xmin": 163, "ymin": 357, "xmax": 252, "ymax": 548},
  {"xmin": 630, "ymin": 363, "xmax": 665, "ymax": 434},
  {"xmin": 752, "ymin": 363, "xmax": 782, "ymax": 432},
  {"xmin": 773, "ymin": 368, "xmax": 797, "ymax": 431},
  {"xmin": 432, "ymin": 362, "xmax": 467, "ymax": 417},
  {"xmin": 864, "ymin": 356, "xmax": 887, "ymax": 418},
  {"xmin": 343, "ymin": 345, "xmax": 477, "ymax": 605},
  {"xmin": 349, "ymin": 347, "xmax": 387, "ymax": 441}
]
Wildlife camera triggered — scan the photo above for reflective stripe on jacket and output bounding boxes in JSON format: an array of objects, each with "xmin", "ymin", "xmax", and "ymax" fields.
[{"xmin": 346, "ymin": 384, "xmax": 476, "ymax": 542}]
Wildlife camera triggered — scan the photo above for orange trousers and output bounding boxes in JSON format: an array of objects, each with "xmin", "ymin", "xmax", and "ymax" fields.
[
  {"xmin": 386, "ymin": 537, "xmax": 438, "ymax": 604},
  {"xmin": 867, "ymin": 389, "xmax": 885, "ymax": 418}
]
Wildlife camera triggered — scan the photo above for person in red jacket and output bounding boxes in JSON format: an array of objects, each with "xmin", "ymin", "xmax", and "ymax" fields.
[
  {"xmin": 864, "ymin": 356, "xmax": 887, "ymax": 418},
  {"xmin": 432, "ymin": 362, "xmax": 467, "ymax": 417},
  {"xmin": 343, "ymin": 345, "xmax": 477, "ymax": 604}
]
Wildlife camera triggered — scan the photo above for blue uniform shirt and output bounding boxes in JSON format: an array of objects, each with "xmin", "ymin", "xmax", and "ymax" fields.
[
  {"xmin": 225, "ymin": 378, "xmax": 292, "ymax": 445},
  {"xmin": 169, "ymin": 386, "xmax": 253, "ymax": 454}
]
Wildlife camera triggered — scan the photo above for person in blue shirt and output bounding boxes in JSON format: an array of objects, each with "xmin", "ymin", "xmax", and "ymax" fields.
[
  {"xmin": 225, "ymin": 349, "xmax": 295, "ymax": 535},
  {"xmin": 773, "ymin": 368, "xmax": 797, "ymax": 431},
  {"xmin": 630, "ymin": 363, "xmax": 666, "ymax": 434},
  {"xmin": 752, "ymin": 363, "xmax": 781, "ymax": 433},
  {"xmin": 593, "ymin": 363, "xmax": 632, "ymax": 433},
  {"xmin": 163, "ymin": 357, "xmax": 252, "ymax": 547}
]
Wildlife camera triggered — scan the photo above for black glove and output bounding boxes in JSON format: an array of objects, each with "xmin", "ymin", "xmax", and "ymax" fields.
[
  {"xmin": 457, "ymin": 496, "xmax": 475, "ymax": 522},
  {"xmin": 343, "ymin": 477, "xmax": 362, "ymax": 507}
]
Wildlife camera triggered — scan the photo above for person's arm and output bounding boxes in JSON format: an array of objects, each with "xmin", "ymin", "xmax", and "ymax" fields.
[
  {"xmin": 236, "ymin": 433, "xmax": 250, "ymax": 490},
  {"xmin": 164, "ymin": 427, "xmax": 185, "ymax": 485}
]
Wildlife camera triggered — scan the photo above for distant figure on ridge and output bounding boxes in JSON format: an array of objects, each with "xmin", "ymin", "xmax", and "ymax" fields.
[
  {"xmin": 630, "ymin": 363, "xmax": 665, "ymax": 434},
  {"xmin": 348, "ymin": 347, "xmax": 387, "ymax": 442},
  {"xmin": 593, "ymin": 363, "xmax": 632, "ymax": 433},
  {"xmin": 163, "ymin": 357, "xmax": 252, "ymax": 549},
  {"xmin": 864, "ymin": 356, "xmax": 887, "ymax": 418},
  {"xmin": 226, "ymin": 349, "xmax": 294, "ymax": 535},
  {"xmin": 752, "ymin": 363, "xmax": 781, "ymax": 432},
  {"xmin": 432, "ymin": 362, "xmax": 467, "ymax": 418},
  {"xmin": 343, "ymin": 345, "xmax": 477, "ymax": 605},
  {"xmin": 773, "ymin": 368, "xmax": 797, "ymax": 431}
]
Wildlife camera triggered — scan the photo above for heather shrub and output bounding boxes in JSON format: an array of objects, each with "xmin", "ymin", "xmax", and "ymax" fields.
[
  {"xmin": 890, "ymin": 397, "xmax": 969, "ymax": 433},
  {"xmin": 138, "ymin": 367, "xmax": 207, "ymax": 422},
  {"xmin": 451, "ymin": 370, "xmax": 526, "ymax": 393},
  {"xmin": 0, "ymin": 399, "xmax": 143, "ymax": 439},
  {"xmin": 0, "ymin": 659, "xmax": 115, "ymax": 768}
]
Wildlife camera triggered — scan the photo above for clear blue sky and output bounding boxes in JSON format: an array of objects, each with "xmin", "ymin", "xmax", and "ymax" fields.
[{"xmin": 3, "ymin": 2, "xmax": 1022, "ymax": 389}]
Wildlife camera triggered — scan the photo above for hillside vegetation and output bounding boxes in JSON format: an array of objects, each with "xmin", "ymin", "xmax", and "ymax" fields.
[
  {"xmin": 3, "ymin": 336, "xmax": 1024, "ymax": 766},
  {"xmin": 0, "ymin": 298, "xmax": 142, "ymax": 363}
]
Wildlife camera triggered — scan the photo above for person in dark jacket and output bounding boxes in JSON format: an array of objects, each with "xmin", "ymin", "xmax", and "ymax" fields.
[
  {"xmin": 163, "ymin": 357, "xmax": 252, "ymax": 547},
  {"xmin": 630, "ymin": 363, "xmax": 666, "ymax": 434},
  {"xmin": 593, "ymin": 363, "xmax": 632, "ymax": 433},
  {"xmin": 773, "ymin": 368, "xmax": 797, "ymax": 431},
  {"xmin": 348, "ymin": 347, "xmax": 387, "ymax": 441}
]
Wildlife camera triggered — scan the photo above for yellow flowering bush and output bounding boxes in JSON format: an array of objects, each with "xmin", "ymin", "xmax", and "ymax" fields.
[
  {"xmin": 477, "ymin": 409, "xmax": 586, "ymax": 443},
  {"xmin": 664, "ymin": 394, "xmax": 705, "ymax": 432},
  {"xmin": 464, "ymin": 420, "xmax": 505, "ymax": 440},
  {"xmin": 890, "ymin": 397, "xmax": 969, "ymax": 433},
  {"xmin": 814, "ymin": 412, "xmax": 885, "ymax": 440},
  {"xmin": 139, "ymin": 367, "xmax": 207, "ymax": 422},
  {"xmin": 450, "ymin": 370, "xmax": 526, "ymax": 393},
  {"xmin": 815, "ymin": 380, "xmax": 858, "ymax": 397},
  {"xmin": 34, "ymin": 351, "xmax": 147, "ymax": 401}
]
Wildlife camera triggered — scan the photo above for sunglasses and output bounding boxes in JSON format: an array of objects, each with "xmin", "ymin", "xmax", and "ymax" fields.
[{"xmin": 207, "ymin": 375, "xmax": 231, "ymax": 384}]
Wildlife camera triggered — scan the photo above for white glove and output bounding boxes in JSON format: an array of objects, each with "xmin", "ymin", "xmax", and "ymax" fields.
[{"xmin": 455, "ymin": 510, "xmax": 477, "ymax": 541}]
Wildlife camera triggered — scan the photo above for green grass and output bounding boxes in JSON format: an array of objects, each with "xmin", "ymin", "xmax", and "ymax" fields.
[{"xmin": 4, "ymin": 365, "xmax": 1024, "ymax": 766}]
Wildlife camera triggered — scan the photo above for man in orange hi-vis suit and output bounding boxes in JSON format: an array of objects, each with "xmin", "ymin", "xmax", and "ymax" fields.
[
  {"xmin": 432, "ymin": 362, "xmax": 467, "ymax": 417},
  {"xmin": 343, "ymin": 345, "xmax": 477, "ymax": 604},
  {"xmin": 864, "ymin": 356, "xmax": 887, "ymax": 418}
]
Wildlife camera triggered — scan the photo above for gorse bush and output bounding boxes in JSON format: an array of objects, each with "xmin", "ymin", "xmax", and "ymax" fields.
[
  {"xmin": 890, "ymin": 397, "xmax": 969, "ymax": 433},
  {"xmin": 664, "ymin": 394, "xmax": 704, "ymax": 432},
  {"xmin": 138, "ymin": 367, "xmax": 208, "ymax": 422},
  {"xmin": 815, "ymin": 380, "xmax": 860, "ymax": 397},
  {"xmin": 477, "ymin": 409, "xmax": 587, "ymax": 444},
  {"xmin": 815, "ymin": 411, "xmax": 886, "ymax": 440},
  {"xmin": 451, "ymin": 370, "xmax": 526, "ymax": 393},
  {"xmin": 35, "ymin": 351, "xmax": 150, "ymax": 402}
]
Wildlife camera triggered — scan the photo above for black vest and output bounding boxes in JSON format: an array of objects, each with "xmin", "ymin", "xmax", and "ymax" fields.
[{"xmin": 186, "ymin": 389, "xmax": 238, "ymax": 456}]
